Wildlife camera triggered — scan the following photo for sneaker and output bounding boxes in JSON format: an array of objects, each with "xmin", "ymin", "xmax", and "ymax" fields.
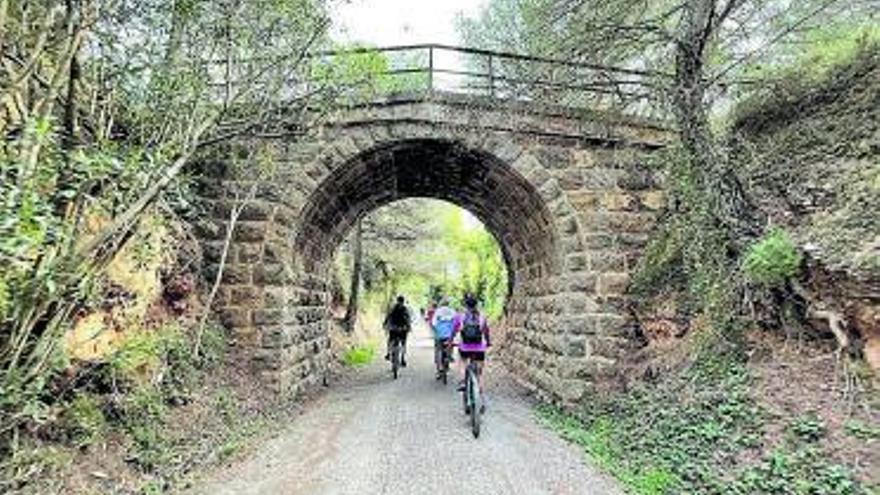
[
  {"xmin": 456, "ymin": 381, "xmax": 465, "ymax": 392},
  {"xmin": 384, "ymin": 353, "xmax": 390, "ymax": 361},
  {"xmin": 401, "ymin": 359, "xmax": 407, "ymax": 367}
]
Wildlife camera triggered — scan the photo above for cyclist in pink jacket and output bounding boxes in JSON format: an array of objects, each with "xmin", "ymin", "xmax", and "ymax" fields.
[{"xmin": 452, "ymin": 295, "xmax": 491, "ymax": 393}]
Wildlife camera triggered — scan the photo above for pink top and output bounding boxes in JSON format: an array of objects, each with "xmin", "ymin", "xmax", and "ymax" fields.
[{"xmin": 453, "ymin": 311, "xmax": 491, "ymax": 352}]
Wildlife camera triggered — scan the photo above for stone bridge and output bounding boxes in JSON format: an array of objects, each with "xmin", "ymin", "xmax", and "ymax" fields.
[{"xmin": 198, "ymin": 92, "xmax": 671, "ymax": 403}]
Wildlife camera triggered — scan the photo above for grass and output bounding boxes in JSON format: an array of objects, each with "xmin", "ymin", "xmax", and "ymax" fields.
[{"xmin": 343, "ymin": 344, "xmax": 377, "ymax": 367}]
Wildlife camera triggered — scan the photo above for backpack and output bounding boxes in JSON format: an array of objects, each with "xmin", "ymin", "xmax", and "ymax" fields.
[
  {"xmin": 433, "ymin": 308, "xmax": 455, "ymax": 339},
  {"xmin": 388, "ymin": 304, "xmax": 409, "ymax": 329},
  {"xmin": 460, "ymin": 312, "xmax": 483, "ymax": 344}
]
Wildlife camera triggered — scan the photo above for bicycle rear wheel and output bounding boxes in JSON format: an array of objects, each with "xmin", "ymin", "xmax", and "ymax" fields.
[
  {"xmin": 469, "ymin": 368, "xmax": 481, "ymax": 438},
  {"xmin": 391, "ymin": 342, "xmax": 399, "ymax": 379}
]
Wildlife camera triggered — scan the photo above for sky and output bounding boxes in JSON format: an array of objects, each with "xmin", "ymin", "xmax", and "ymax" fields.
[{"xmin": 330, "ymin": 0, "xmax": 488, "ymax": 46}]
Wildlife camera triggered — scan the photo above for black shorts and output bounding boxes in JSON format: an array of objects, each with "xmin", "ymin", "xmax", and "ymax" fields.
[
  {"xmin": 388, "ymin": 329, "xmax": 408, "ymax": 343},
  {"xmin": 459, "ymin": 350, "xmax": 486, "ymax": 361}
]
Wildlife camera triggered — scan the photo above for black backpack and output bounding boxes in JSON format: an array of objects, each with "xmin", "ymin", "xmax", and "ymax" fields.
[
  {"xmin": 460, "ymin": 312, "xmax": 483, "ymax": 344},
  {"xmin": 388, "ymin": 304, "xmax": 409, "ymax": 328}
]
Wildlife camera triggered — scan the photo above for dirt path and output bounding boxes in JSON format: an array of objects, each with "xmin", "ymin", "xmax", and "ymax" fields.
[{"xmin": 184, "ymin": 324, "xmax": 622, "ymax": 495}]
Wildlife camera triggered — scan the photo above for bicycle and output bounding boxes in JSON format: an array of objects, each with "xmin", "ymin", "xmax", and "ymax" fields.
[
  {"xmin": 389, "ymin": 331, "xmax": 405, "ymax": 379},
  {"xmin": 436, "ymin": 340, "xmax": 451, "ymax": 385},
  {"xmin": 455, "ymin": 345, "xmax": 484, "ymax": 438}
]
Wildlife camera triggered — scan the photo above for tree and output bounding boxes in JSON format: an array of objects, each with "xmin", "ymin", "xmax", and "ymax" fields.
[
  {"xmin": 457, "ymin": 0, "xmax": 878, "ymax": 327},
  {"xmin": 0, "ymin": 0, "xmax": 348, "ymax": 443}
]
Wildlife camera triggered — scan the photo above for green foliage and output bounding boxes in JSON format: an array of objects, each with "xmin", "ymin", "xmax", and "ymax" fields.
[
  {"xmin": 538, "ymin": 350, "xmax": 761, "ymax": 494},
  {"xmin": 340, "ymin": 199, "xmax": 508, "ymax": 322},
  {"xmin": 731, "ymin": 448, "xmax": 863, "ymax": 495},
  {"xmin": 438, "ymin": 207, "xmax": 508, "ymax": 319},
  {"xmin": 843, "ymin": 420, "xmax": 880, "ymax": 441},
  {"xmin": 120, "ymin": 387, "xmax": 171, "ymax": 472},
  {"xmin": 343, "ymin": 344, "xmax": 376, "ymax": 367},
  {"xmin": 537, "ymin": 409, "xmax": 679, "ymax": 494},
  {"xmin": 790, "ymin": 414, "xmax": 826, "ymax": 442},
  {"xmin": 63, "ymin": 395, "xmax": 107, "ymax": 448},
  {"xmin": 538, "ymin": 344, "xmax": 870, "ymax": 495},
  {"xmin": 630, "ymin": 224, "xmax": 685, "ymax": 298},
  {"xmin": 743, "ymin": 229, "xmax": 803, "ymax": 287},
  {"xmin": 312, "ymin": 44, "xmax": 429, "ymax": 102},
  {"xmin": 741, "ymin": 26, "xmax": 880, "ymax": 92}
]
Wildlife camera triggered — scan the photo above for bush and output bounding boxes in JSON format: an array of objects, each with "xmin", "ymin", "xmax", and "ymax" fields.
[
  {"xmin": 343, "ymin": 344, "xmax": 376, "ymax": 367},
  {"xmin": 743, "ymin": 229, "xmax": 802, "ymax": 287}
]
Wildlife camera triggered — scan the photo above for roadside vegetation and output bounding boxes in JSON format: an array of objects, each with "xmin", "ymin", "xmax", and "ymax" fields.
[{"xmin": 462, "ymin": 1, "xmax": 880, "ymax": 493}]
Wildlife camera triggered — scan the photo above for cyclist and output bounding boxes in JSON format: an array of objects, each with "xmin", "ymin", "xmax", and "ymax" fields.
[
  {"xmin": 384, "ymin": 295, "xmax": 411, "ymax": 367},
  {"xmin": 451, "ymin": 295, "xmax": 490, "ymax": 396},
  {"xmin": 425, "ymin": 300, "xmax": 437, "ymax": 326},
  {"xmin": 431, "ymin": 297, "xmax": 456, "ymax": 378}
]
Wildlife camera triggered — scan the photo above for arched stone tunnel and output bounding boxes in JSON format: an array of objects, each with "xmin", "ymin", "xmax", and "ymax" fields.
[{"xmin": 198, "ymin": 93, "xmax": 671, "ymax": 403}]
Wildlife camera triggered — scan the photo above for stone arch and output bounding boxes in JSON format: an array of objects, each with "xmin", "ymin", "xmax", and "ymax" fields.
[{"xmin": 293, "ymin": 137, "xmax": 563, "ymax": 305}]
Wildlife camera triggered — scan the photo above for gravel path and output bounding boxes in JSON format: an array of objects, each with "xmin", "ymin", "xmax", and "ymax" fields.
[{"xmin": 185, "ymin": 325, "xmax": 623, "ymax": 495}]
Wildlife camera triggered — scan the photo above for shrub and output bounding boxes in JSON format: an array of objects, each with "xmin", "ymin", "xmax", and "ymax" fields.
[
  {"xmin": 343, "ymin": 345, "xmax": 376, "ymax": 367},
  {"xmin": 743, "ymin": 229, "xmax": 803, "ymax": 287}
]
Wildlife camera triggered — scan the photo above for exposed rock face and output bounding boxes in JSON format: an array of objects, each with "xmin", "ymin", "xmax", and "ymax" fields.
[
  {"xmin": 731, "ymin": 47, "xmax": 880, "ymax": 368},
  {"xmin": 196, "ymin": 92, "xmax": 672, "ymax": 403}
]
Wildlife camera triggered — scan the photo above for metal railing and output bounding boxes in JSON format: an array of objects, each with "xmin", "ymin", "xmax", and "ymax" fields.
[{"xmin": 307, "ymin": 44, "xmax": 667, "ymax": 117}]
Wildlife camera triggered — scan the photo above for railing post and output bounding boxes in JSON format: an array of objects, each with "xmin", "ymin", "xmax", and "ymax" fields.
[
  {"xmin": 427, "ymin": 46, "xmax": 434, "ymax": 92},
  {"xmin": 488, "ymin": 53, "xmax": 495, "ymax": 97}
]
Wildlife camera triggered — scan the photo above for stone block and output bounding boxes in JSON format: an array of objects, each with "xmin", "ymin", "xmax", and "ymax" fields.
[
  {"xmin": 264, "ymin": 287, "xmax": 291, "ymax": 307},
  {"xmin": 261, "ymin": 326, "xmax": 293, "ymax": 349},
  {"xmin": 564, "ymin": 253, "xmax": 588, "ymax": 271},
  {"xmin": 238, "ymin": 201, "xmax": 274, "ymax": 222},
  {"xmin": 591, "ymin": 336, "xmax": 631, "ymax": 359},
  {"xmin": 193, "ymin": 220, "xmax": 226, "ymax": 241},
  {"xmin": 590, "ymin": 313, "xmax": 627, "ymax": 336},
  {"xmin": 597, "ymin": 272, "xmax": 630, "ymax": 295},
  {"xmin": 221, "ymin": 308, "xmax": 251, "ymax": 328},
  {"xmin": 604, "ymin": 212, "xmax": 655, "ymax": 233},
  {"xmin": 557, "ymin": 169, "xmax": 584, "ymax": 189},
  {"xmin": 600, "ymin": 193, "xmax": 638, "ymax": 211},
  {"xmin": 590, "ymin": 251, "xmax": 626, "ymax": 272},
  {"xmin": 639, "ymin": 191, "xmax": 666, "ymax": 210},
  {"xmin": 232, "ymin": 221, "xmax": 268, "ymax": 242},
  {"xmin": 572, "ymin": 149, "xmax": 597, "ymax": 168},
  {"xmin": 205, "ymin": 264, "xmax": 251, "ymax": 285},
  {"xmin": 618, "ymin": 169, "xmax": 656, "ymax": 190},
  {"xmin": 237, "ymin": 243, "xmax": 263, "ymax": 263},
  {"xmin": 202, "ymin": 241, "xmax": 224, "ymax": 264},
  {"xmin": 254, "ymin": 263, "xmax": 289, "ymax": 285},
  {"xmin": 562, "ymin": 316, "xmax": 596, "ymax": 335},
  {"xmin": 570, "ymin": 191, "xmax": 601, "ymax": 209},
  {"xmin": 582, "ymin": 168, "xmax": 621, "ymax": 189},
  {"xmin": 582, "ymin": 233, "xmax": 615, "ymax": 249},
  {"xmin": 564, "ymin": 272, "xmax": 597, "ymax": 293},
  {"xmin": 230, "ymin": 286, "xmax": 263, "ymax": 306},
  {"xmin": 535, "ymin": 147, "xmax": 573, "ymax": 169},
  {"xmin": 254, "ymin": 309, "xmax": 284, "ymax": 325}
]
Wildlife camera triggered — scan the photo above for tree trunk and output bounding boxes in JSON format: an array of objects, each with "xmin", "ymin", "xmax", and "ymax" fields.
[
  {"xmin": 669, "ymin": 0, "xmax": 756, "ymax": 330},
  {"xmin": 343, "ymin": 219, "xmax": 363, "ymax": 332},
  {"xmin": 673, "ymin": 0, "xmax": 754, "ymax": 239}
]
